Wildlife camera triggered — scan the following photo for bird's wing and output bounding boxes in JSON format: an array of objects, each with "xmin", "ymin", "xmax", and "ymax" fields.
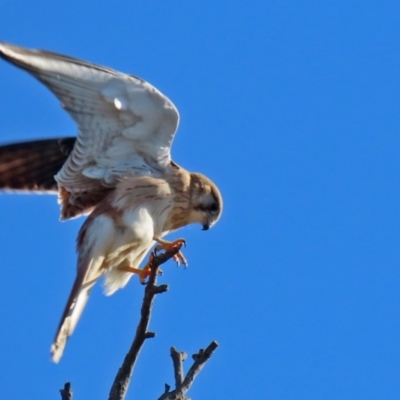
[
  {"xmin": 51, "ymin": 213, "xmax": 115, "ymax": 363},
  {"xmin": 0, "ymin": 42, "xmax": 179, "ymax": 217},
  {"xmin": 0, "ymin": 137, "xmax": 75, "ymax": 193}
]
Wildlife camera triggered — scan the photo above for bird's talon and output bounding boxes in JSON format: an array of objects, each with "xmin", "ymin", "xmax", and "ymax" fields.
[
  {"xmin": 172, "ymin": 251, "xmax": 188, "ymax": 267},
  {"xmin": 171, "ymin": 238, "xmax": 186, "ymax": 249},
  {"xmin": 173, "ymin": 254, "xmax": 180, "ymax": 266},
  {"xmin": 150, "ymin": 237, "xmax": 189, "ymax": 271}
]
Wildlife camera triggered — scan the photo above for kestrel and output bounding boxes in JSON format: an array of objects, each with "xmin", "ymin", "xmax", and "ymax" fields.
[{"xmin": 0, "ymin": 42, "xmax": 222, "ymax": 362}]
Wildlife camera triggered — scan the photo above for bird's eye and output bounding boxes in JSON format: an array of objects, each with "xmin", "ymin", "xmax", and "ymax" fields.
[{"xmin": 209, "ymin": 202, "xmax": 219, "ymax": 214}]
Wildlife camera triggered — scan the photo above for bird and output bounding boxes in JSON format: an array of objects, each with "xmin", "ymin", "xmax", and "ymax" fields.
[{"xmin": 0, "ymin": 42, "xmax": 223, "ymax": 363}]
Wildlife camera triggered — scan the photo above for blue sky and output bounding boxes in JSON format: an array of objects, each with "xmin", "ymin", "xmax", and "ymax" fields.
[{"xmin": 1, "ymin": 1, "xmax": 400, "ymax": 399}]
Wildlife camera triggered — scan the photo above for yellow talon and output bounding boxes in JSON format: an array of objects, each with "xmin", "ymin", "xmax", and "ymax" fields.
[
  {"xmin": 118, "ymin": 255, "xmax": 162, "ymax": 284},
  {"xmin": 154, "ymin": 237, "xmax": 188, "ymax": 267},
  {"xmin": 119, "ymin": 237, "xmax": 187, "ymax": 284}
]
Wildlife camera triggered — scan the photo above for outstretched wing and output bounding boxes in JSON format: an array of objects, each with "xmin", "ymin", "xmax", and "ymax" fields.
[
  {"xmin": 0, "ymin": 42, "xmax": 179, "ymax": 218},
  {"xmin": 0, "ymin": 137, "xmax": 75, "ymax": 192}
]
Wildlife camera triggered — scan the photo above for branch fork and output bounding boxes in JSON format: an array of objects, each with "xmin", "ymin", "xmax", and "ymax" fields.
[{"xmin": 159, "ymin": 341, "xmax": 219, "ymax": 400}]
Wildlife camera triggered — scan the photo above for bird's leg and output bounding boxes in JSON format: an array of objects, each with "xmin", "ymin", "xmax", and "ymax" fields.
[
  {"xmin": 118, "ymin": 253, "xmax": 162, "ymax": 284},
  {"xmin": 119, "ymin": 238, "xmax": 187, "ymax": 284},
  {"xmin": 153, "ymin": 237, "xmax": 188, "ymax": 267}
]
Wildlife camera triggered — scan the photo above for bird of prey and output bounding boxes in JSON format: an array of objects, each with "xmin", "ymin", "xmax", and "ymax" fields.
[{"xmin": 0, "ymin": 42, "xmax": 222, "ymax": 363}]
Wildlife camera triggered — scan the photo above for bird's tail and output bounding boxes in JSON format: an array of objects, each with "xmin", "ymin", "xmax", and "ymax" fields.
[
  {"xmin": 51, "ymin": 274, "xmax": 95, "ymax": 363},
  {"xmin": 51, "ymin": 213, "xmax": 114, "ymax": 362}
]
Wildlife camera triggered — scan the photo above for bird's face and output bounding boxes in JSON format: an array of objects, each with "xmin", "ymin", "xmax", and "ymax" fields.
[{"xmin": 188, "ymin": 173, "xmax": 223, "ymax": 230}]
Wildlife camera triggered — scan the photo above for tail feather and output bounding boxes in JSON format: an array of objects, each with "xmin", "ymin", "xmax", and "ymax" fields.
[
  {"xmin": 103, "ymin": 269, "xmax": 132, "ymax": 296},
  {"xmin": 51, "ymin": 213, "xmax": 115, "ymax": 362},
  {"xmin": 51, "ymin": 274, "xmax": 95, "ymax": 363}
]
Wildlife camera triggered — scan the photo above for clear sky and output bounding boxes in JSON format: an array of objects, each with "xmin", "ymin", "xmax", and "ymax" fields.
[{"xmin": 1, "ymin": 1, "xmax": 400, "ymax": 399}]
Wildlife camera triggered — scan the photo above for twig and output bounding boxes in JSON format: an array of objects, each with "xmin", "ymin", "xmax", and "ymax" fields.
[
  {"xmin": 171, "ymin": 347, "xmax": 187, "ymax": 386},
  {"xmin": 59, "ymin": 382, "xmax": 72, "ymax": 400},
  {"xmin": 108, "ymin": 245, "xmax": 182, "ymax": 400},
  {"xmin": 159, "ymin": 341, "xmax": 219, "ymax": 400}
]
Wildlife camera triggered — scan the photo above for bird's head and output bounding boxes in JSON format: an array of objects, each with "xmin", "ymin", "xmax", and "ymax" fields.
[{"xmin": 188, "ymin": 172, "xmax": 223, "ymax": 230}]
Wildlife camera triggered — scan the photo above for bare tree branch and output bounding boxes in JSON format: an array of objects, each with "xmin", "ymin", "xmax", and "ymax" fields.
[
  {"xmin": 57, "ymin": 244, "xmax": 217, "ymax": 400},
  {"xmin": 108, "ymin": 244, "xmax": 183, "ymax": 400},
  {"xmin": 60, "ymin": 382, "xmax": 72, "ymax": 400},
  {"xmin": 159, "ymin": 341, "xmax": 219, "ymax": 400},
  {"xmin": 171, "ymin": 347, "xmax": 187, "ymax": 387}
]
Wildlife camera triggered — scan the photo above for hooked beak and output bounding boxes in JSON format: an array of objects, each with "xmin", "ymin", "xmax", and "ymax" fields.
[{"xmin": 202, "ymin": 218, "xmax": 210, "ymax": 231}]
